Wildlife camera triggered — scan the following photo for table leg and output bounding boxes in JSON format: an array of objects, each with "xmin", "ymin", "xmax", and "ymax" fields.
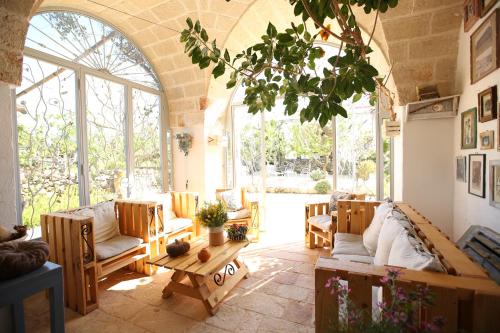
[
  {"xmin": 233, "ymin": 258, "xmax": 249, "ymax": 279},
  {"xmin": 49, "ymin": 282, "xmax": 65, "ymax": 333},
  {"xmin": 12, "ymin": 300, "xmax": 25, "ymax": 333},
  {"xmin": 162, "ymin": 270, "xmax": 185, "ymax": 299}
]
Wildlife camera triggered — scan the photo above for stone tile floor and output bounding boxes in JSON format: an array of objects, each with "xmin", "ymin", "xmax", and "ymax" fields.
[{"xmin": 23, "ymin": 241, "xmax": 329, "ymax": 333}]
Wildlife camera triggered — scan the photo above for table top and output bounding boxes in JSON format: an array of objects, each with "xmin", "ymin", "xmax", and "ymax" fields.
[{"xmin": 148, "ymin": 238, "xmax": 249, "ymax": 277}]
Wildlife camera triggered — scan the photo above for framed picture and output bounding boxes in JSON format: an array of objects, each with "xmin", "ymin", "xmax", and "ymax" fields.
[
  {"xmin": 461, "ymin": 108, "xmax": 477, "ymax": 149},
  {"xmin": 457, "ymin": 156, "xmax": 467, "ymax": 182},
  {"xmin": 469, "ymin": 154, "xmax": 486, "ymax": 197},
  {"xmin": 478, "ymin": 86, "xmax": 497, "ymax": 122},
  {"xmin": 480, "ymin": 0, "xmax": 499, "ymax": 17},
  {"xmin": 490, "ymin": 160, "xmax": 500, "ymax": 208},
  {"xmin": 471, "ymin": 9, "xmax": 500, "ymax": 84},
  {"xmin": 464, "ymin": 0, "xmax": 481, "ymax": 32},
  {"xmin": 498, "ymin": 102, "xmax": 500, "ymax": 150},
  {"xmin": 480, "ymin": 130, "xmax": 495, "ymax": 149}
]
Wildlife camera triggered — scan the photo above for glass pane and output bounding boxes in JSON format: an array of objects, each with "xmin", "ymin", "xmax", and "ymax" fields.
[
  {"xmin": 166, "ymin": 129, "xmax": 173, "ymax": 191},
  {"xmin": 27, "ymin": 12, "xmax": 160, "ymax": 89},
  {"xmin": 382, "ymin": 124, "xmax": 392, "ymax": 199},
  {"xmin": 16, "ymin": 56, "xmax": 79, "ymax": 228},
  {"xmin": 336, "ymin": 99, "xmax": 377, "ymax": 198},
  {"xmin": 131, "ymin": 89, "xmax": 162, "ymax": 196},
  {"xmin": 86, "ymin": 75, "xmax": 126, "ymax": 203}
]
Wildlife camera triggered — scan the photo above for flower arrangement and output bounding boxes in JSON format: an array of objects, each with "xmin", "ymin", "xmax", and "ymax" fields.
[
  {"xmin": 226, "ymin": 224, "xmax": 247, "ymax": 241},
  {"xmin": 325, "ymin": 268, "xmax": 446, "ymax": 333},
  {"xmin": 196, "ymin": 200, "xmax": 227, "ymax": 229}
]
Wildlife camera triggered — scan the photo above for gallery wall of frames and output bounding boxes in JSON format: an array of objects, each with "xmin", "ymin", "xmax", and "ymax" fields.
[{"xmin": 455, "ymin": 0, "xmax": 500, "ymax": 239}]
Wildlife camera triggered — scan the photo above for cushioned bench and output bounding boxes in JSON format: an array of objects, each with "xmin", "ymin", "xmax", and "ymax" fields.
[{"xmin": 315, "ymin": 200, "xmax": 500, "ymax": 333}]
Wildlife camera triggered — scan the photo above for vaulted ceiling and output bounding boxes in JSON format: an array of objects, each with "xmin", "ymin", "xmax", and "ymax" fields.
[{"xmin": 1, "ymin": 0, "xmax": 463, "ymax": 125}]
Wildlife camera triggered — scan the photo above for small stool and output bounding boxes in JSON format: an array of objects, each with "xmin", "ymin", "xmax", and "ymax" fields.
[{"xmin": 0, "ymin": 261, "xmax": 64, "ymax": 333}]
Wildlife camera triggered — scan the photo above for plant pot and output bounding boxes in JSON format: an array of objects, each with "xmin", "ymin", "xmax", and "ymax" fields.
[{"xmin": 208, "ymin": 226, "xmax": 224, "ymax": 246}]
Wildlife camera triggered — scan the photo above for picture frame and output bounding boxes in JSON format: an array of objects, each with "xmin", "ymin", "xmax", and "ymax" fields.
[
  {"xmin": 480, "ymin": 130, "xmax": 495, "ymax": 149},
  {"xmin": 456, "ymin": 156, "xmax": 467, "ymax": 182},
  {"xmin": 464, "ymin": 0, "xmax": 481, "ymax": 32},
  {"xmin": 490, "ymin": 160, "xmax": 500, "ymax": 208},
  {"xmin": 470, "ymin": 9, "xmax": 500, "ymax": 84},
  {"xmin": 461, "ymin": 108, "xmax": 478, "ymax": 149},
  {"xmin": 480, "ymin": 0, "xmax": 499, "ymax": 17},
  {"xmin": 498, "ymin": 102, "xmax": 500, "ymax": 150},
  {"xmin": 478, "ymin": 86, "xmax": 497, "ymax": 122},
  {"xmin": 469, "ymin": 154, "xmax": 486, "ymax": 197}
]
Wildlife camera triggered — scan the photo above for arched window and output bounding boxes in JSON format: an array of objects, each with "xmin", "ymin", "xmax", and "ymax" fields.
[
  {"xmin": 228, "ymin": 42, "xmax": 391, "ymax": 200},
  {"xmin": 16, "ymin": 11, "xmax": 170, "ymax": 230}
]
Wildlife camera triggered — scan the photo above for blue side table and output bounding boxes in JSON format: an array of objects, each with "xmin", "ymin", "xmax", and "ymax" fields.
[{"xmin": 0, "ymin": 261, "xmax": 64, "ymax": 333}]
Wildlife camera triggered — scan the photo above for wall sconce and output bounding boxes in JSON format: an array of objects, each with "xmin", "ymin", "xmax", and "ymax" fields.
[{"xmin": 176, "ymin": 132, "xmax": 192, "ymax": 156}]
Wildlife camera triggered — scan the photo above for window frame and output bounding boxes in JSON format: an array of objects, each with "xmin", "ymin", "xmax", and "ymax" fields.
[{"xmin": 13, "ymin": 10, "xmax": 171, "ymax": 225}]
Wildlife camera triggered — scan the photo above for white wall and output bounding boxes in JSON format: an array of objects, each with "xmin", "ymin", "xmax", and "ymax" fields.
[
  {"xmin": 394, "ymin": 108, "xmax": 455, "ymax": 236},
  {"xmin": 453, "ymin": 4, "xmax": 500, "ymax": 240},
  {"xmin": 0, "ymin": 83, "xmax": 19, "ymax": 229}
]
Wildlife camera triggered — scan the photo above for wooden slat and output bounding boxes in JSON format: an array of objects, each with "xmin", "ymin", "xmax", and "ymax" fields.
[
  {"xmin": 350, "ymin": 201, "xmax": 361, "ymax": 234},
  {"xmin": 472, "ymin": 292, "xmax": 500, "ymax": 333},
  {"xmin": 71, "ymin": 220, "xmax": 86, "ymax": 314},
  {"xmin": 315, "ymin": 265, "xmax": 339, "ymax": 333},
  {"xmin": 117, "ymin": 202, "xmax": 126, "ymax": 235},
  {"xmin": 195, "ymin": 241, "xmax": 248, "ymax": 276},
  {"xmin": 337, "ymin": 201, "xmax": 349, "ymax": 233},
  {"xmin": 99, "ymin": 253, "xmax": 149, "ymax": 277},
  {"xmin": 348, "ymin": 272, "xmax": 372, "ymax": 323},
  {"xmin": 426, "ymin": 286, "xmax": 458, "ymax": 333},
  {"xmin": 133, "ymin": 203, "xmax": 141, "ymax": 238},
  {"xmin": 63, "ymin": 219, "xmax": 77, "ymax": 310}
]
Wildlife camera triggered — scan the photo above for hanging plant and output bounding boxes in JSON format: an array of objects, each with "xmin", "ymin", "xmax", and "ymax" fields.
[
  {"xmin": 180, "ymin": 0, "xmax": 399, "ymax": 126},
  {"xmin": 176, "ymin": 133, "xmax": 192, "ymax": 156}
]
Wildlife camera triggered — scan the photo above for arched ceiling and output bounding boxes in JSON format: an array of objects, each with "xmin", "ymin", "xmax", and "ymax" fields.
[{"xmin": 1, "ymin": 0, "xmax": 463, "ymax": 123}]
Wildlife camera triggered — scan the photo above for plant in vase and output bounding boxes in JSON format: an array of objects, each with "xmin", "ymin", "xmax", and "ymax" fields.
[
  {"xmin": 196, "ymin": 200, "xmax": 228, "ymax": 246},
  {"xmin": 226, "ymin": 224, "xmax": 248, "ymax": 241}
]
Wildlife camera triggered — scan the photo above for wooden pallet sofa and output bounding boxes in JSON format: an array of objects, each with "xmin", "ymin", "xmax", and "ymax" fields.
[
  {"xmin": 216, "ymin": 188, "xmax": 260, "ymax": 241},
  {"xmin": 305, "ymin": 192, "xmax": 365, "ymax": 249},
  {"xmin": 41, "ymin": 192, "xmax": 198, "ymax": 315},
  {"xmin": 314, "ymin": 200, "xmax": 500, "ymax": 333}
]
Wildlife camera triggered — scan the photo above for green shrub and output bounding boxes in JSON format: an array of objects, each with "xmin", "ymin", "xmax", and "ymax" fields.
[
  {"xmin": 310, "ymin": 169, "xmax": 326, "ymax": 181},
  {"xmin": 314, "ymin": 180, "xmax": 331, "ymax": 194}
]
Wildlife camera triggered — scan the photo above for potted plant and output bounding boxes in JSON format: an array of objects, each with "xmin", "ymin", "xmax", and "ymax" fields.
[
  {"xmin": 226, "ymin": 224, "xmax": 248, "ymax": 241},
  {"xmin": 196, "ymin": 200, "xmax": 227, "ymax": 246}
]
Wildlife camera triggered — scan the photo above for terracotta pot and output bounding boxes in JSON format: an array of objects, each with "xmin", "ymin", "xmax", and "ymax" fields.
[{"xmin": 208, "ymin": 226, "xmax": 224, "ymax": 246}]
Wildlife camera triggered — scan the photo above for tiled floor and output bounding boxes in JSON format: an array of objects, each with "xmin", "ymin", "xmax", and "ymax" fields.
[{"xmin": 24, "ymin": 241, "xmax": 329, "ymax": 333}]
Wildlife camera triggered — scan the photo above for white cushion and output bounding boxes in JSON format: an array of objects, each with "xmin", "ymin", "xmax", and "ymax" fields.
[
  {"xmin": 165, "ymin": 218, "xmax": 192, "ymax": 234},
  {"xmin": 332, "ymin": 254, "xmax": 373, "ymax": 264},
  {"xmin": 227, "ymin": 208, "xmax": 250, "ymax": 220},
  {"xmin": 308, "ymin": 214, "xmax": 331, "ymax": 229},
  {"xmin": 74, "ymin": 201, "xmax": 120, "ymax": 244},
  {"xmin": 362, "ymin": 200, "xmax": 394, "ymax": 256},
  {"xmin": 332, "ymin": 233, "xmax": 370, "ymax": 256},
  {"xmin": 95, "ymin": 235, "xmax": 143, "ymax": 261},
  {"xmin": 388, "ymin": 230, "xmax": 445, "ymax": 272},
  {"xmin": 373, "ymin": 211, "xmax": 412, "ymax": 266},
  {"xmin": 220, "ymin": 189, "xmax": 243, "ymax": 211},
  {"xmin": 155, "ymin": 193, "xmax": 177, "ymax": 220}
]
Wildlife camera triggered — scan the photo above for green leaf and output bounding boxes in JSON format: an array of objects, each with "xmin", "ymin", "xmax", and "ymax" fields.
[
  {"xmin": 192, "ymin": 47, "xmax": 202, "ymax": 64},
  {"xmin": 226, "ymin": 78, "xmax": 237, "ymax": 89},
  {"xmin": 186, "ymin": 17, "xmax": 193, "ymax": 29},
  {"xmin": 277, "ymin": 33, "xmax": 294, "ymax": 43},
  {"xmin": 201, "ymin": 28, "xmax": 208, "ymax": 42},
  {"xmin": 224, "ymin": 49, "xmax": 230, "ymax": 62},
  {"xmin": 213, "ymin": 61, "xmax": 226, "ymax": 78},
  {"xmin": 352, "ymin": 93, "xmax": 362, "ymax": 103},
  {"xmin": 267, "ymin": 22, "xmax": 277, "ymax": 38},
  {"xmin": 199, "ymin": 56, "xmax": 211, "ymax": 69},
  {"xmin": 194, "ymin": 20, "xmax": 201, "ymax": 33}
]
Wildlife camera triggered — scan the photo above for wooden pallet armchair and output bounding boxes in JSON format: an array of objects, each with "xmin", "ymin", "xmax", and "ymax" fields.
[
  {"xmin": 41, "ymin": 199, "xmax": 156, "ymax": 315},
  {"xmin": 315, "ymin": 200, "xmax": 500, "ymax": 333},
  {"xmin": 149, "ymin": 192, "xmax": 199, "ymax": 264},
  {"xmin": 305, "ymin": 193, "xmax": 365, "ymax": 249},
  {"xmin": 216, "ymin": 188, "xmax": 260, "ymax": 242}
]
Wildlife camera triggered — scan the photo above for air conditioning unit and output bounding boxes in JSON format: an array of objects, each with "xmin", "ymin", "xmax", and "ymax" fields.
[{"xmin": 405, "ymin": 95, "xmax": 460, "ymax": 121}]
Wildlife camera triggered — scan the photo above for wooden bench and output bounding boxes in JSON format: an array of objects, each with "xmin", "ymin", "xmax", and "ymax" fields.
[
  {"xmin": 41, "ymin": 200, "xmax": 156, "ymax": 315},
  {"xmin": 216, "ymin": 188, "xmax": 260, "ymax": 242},
  {"xmin": 305, "ymin": 193, "xmax": 365, "ymax": 249},
  {"xmin": 315, "ymin": 200, "xmax": 500, "ymax": 333}
]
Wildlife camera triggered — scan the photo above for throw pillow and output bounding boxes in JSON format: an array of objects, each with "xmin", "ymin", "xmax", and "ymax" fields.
[
  {"xmin": 74, "ymin": 201, "xmax": 121, "ymax": 244},
  {"xmin": 220, "ymin": 189, "xmax": 243, "ymax": 211},
  {"xmin": 362, "ymin": 200, "xmax": 394, "ymax": 256},
  {"xmin": 329, "ymin": 191, "xmax": 354, "ymax": 212},
  {"xmin": 388, "ymin": 230, "xmax": 445, "ymax": 272},
  {"xmin": 373, "ymin": 210, "xmax": 412, "ymax": 266}
]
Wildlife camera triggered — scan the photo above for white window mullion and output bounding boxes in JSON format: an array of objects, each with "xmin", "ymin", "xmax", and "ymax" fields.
[
  {"xmin": 160, "ymin": 93, "xmax": 168, "ymax": 192},
  {"xmin": 77, "ymin": 69, "xmax": 90, "ymax": 206},
  {"xmin": 125, "ymin": 85, "xmax": 134, "ymax": 198}
]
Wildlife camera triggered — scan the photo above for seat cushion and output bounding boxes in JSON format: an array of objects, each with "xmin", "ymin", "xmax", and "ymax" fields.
[
  {"xmin": 227, "ymin": 208, "xmax": 250, "ymax": 220},
  {"xmin": 95, "ymin": 235, "xmax": 143, "ymax": 261},
  {"xmin": 332, "ymin": 254, "xmax": 373, "ymax": 264},
  {"xmin": 362, "ymin": 200, "xmax": 394, "ymax": 256},
  {"xmin": 332, "ymin": 233, "xmax": 371, "ymax": 256},
  {"xmin": 220, "ymin": 189, "xmax": 243, "ymax": 211},
  {"xmin": 73, "ymin": 201, "xmax": 120, "ymax": 243},
  {"xmin": 308, "ymin": 214, "xmax": 331, "ymax": 229},
  {"xmin": 165, "ymin": 218, "xmax": 193, "ymax": 234},
  {"xmin": 373, "ymin": 210, "xmax": 412, "ymax": 266},
  {"xmin": 388, "ymin": 230, "xmax": 445, "ymax": 272}
]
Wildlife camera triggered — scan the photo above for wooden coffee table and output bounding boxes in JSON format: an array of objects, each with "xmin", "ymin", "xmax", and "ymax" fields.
[{"xmin": 148, "ymin": 238, "xmax": 249, "ymax": 315}]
